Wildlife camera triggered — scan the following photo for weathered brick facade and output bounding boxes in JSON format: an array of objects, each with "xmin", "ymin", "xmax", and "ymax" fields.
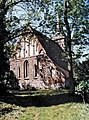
[{"xmin": 10, "ymin": 29, "xmax": 68, "ymax": 90}]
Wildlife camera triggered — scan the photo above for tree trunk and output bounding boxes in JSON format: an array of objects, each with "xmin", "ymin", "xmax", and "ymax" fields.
[
  {"xmin": 0, "ymin": 0, "xmax": 8, "ymax": 82},
  {"xmin": 64, "ymin": 0, "xmax": 75, "ymax": 94}
]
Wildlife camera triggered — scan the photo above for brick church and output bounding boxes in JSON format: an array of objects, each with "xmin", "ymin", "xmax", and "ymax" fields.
[{"xmin": 9, "ymin": 27, "xmax": 68, "ymax": 90}]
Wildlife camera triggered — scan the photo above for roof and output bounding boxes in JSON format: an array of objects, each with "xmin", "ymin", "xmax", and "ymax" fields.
[{"xmin": 30, "ymin": 27, "xmax": 69, "ymax": 77}]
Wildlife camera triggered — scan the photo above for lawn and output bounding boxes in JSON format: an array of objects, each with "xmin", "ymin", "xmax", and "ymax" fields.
[
  {"xmin": 8, "ymin": 89, "xmax": 69, "ymax": 96},
  {"xmin": 0, "ymin": 89, "xmax": 89, "ymax": 120},
  {"xmin": 0, "ymin": 102, "xmax": 89, "ymax": 120}
]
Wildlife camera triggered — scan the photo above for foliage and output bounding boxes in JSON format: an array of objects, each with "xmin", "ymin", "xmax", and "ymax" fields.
[
  {"xmin": 25, "ymin": 0, "xmax": 89, "ymax": 93},
  {"xmin": 0, "ymin": 0, "xmax": 34, "ymax": 89},
  {"xmin": 75, "ymin": 59, "xmax": 89, "ymax": 94},
  {"xmin": 25, "ymin": 0, "xmax": 89, "ymax": 49},
  {"xmin": 76, "ymin": 80, "xmax": 89, "ymax": 104},
  {"xmin": 0, "ymin": 0, "xmax": 88, "ymax": 93}
]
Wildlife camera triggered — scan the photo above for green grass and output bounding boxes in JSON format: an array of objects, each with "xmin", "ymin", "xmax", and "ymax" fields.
[
  {"xmin": 0, "ymin": 102, "xmax": 89, "ymax": 120},
  {"xmin": 11, "ymin": 89, "xmax": 69, "ymax": 97},
  {"xmin": 0, "ymin": 89, "xmax": 88, "ymax": 120},
  {"xmin": 28, "ymin": 89, "xmax": 68, "ymax": 96}
]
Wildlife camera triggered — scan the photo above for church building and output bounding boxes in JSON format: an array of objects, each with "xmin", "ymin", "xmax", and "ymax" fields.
[{"xmin": 9, "ymin": 28, "xmax": 68, "ymax": 90}]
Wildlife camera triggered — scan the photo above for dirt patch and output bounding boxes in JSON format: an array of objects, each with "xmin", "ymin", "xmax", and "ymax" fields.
[{"xmin": 34, "ymin": 112, "xmax": 39, "ymax": 120}]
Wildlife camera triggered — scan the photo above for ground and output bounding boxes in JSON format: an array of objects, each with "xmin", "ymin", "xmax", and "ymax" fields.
[
  {"xmin": 1, "ymin": 102, "xmax": 89, "ymax": 120},
  {"xmin": 0, "ymin": 89, "xmax": 89, "ymax": 120}
]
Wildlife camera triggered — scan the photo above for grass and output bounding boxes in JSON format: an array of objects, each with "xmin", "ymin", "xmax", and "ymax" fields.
[
  {"xmin": 0, "ymin": 102, "xmax": 89, "ymax": 120},
  {"xmin": 0, "ymin": 89, "xmax": 89, "ymax": 120},
  {"xmin": 9, "ymin": 89, "xmax": 69, "ymax": 97}
]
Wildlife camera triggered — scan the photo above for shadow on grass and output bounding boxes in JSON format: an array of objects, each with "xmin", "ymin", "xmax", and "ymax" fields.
[
  {"xmin": 0, "ymin": 92, "xmax": 83, "ymax": 107},
  {"xmin": 0, "ymin": 107, "xmax": 13, "ymax": 116}
]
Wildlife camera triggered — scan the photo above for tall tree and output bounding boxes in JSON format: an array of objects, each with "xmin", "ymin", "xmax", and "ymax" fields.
[
  {"xmin": 0, "ymin": 0, "xmax": 9, "ymax": 83},
  {"xmin": 64, "ymin": 0, "xmax": 74, "ymax": 94},
  {"xmin": 0, "ymin": 0, "xmax": 88, "ymax": 94},
  {"xmin": 0, "ymin": 0, "xmax": 32, "ymax": 91},
  {"xmin": 26, "ymin": 0, "xmax": 88, "ymax": 93}
]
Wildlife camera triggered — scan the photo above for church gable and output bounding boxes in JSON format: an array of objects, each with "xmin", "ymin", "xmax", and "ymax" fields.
[
  {"xmin": 9, "ymin": 28, "xmax": 68, "ymax": 90},
  {"xmin": 11, "ymin": 33, "xmax": 45, "ymax": 59}
]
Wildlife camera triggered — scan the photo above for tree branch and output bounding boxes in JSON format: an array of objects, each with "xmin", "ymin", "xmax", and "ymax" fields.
[{"xmin": 4, "ymin": 0, "xmax": 32, "ymax": 14}]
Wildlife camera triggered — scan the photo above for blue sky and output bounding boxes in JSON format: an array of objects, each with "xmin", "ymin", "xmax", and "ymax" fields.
[{"xmin": 7, "ymin": 0, "xmax": 89, "ymax": 61}]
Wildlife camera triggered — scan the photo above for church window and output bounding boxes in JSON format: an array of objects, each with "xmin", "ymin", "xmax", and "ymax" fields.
[
  {"xmin": 33, "ymin": 45, "xmax": 35, "ymax": 56},
  {"xmin": 18, "ymin": 67, "xmax": 20, "ymax": 78},
  {"xmin": 24, "ymin": 60, "xmax": 29, "ymax": 78},
  {"xmin": 36, "ymin": 42, "xmax": 38, "ymax": 51},
  {"xmin": 34, "ymin": 64, "xmax": 37, "ymax": 77}
]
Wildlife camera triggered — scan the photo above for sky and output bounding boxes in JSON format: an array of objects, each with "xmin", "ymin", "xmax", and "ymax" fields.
[{"xmin": 6, "ymin": 0, "xmax": 89, "ymax": 62}]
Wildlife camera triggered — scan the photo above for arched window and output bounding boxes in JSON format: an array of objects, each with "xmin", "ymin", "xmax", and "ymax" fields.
[
  {"xmin": 34, "ymin": 64, "xmax": 37, "ymax": 77},
  {"xmin": 18, "ymin": 67, "xmax": 20, "ymax": 78},
  {"xmin": 24, "ymin": 60, "xmax": 29, "ymax": 78}
]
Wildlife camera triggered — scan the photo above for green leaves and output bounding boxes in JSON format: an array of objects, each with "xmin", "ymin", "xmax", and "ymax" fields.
[{"xmin": 75, "ymin": 59, "xmax": 89, "ymax": 94}]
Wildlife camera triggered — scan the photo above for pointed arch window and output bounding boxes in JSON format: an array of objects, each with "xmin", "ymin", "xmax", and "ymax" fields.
[
  {"xmin": 34, "ymin": 64, "xmax": 37, "ymax": 77},
  {"xmin": 24, "ymin": 60, "xmax": 29, "ymax": 78},
  {"xmin": 18, "ymin": 67, "xmax": 20, "ymax": 78}
]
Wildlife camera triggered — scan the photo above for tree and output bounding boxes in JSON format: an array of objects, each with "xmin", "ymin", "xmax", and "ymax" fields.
[
  {"xmin": 33, "ymin": 0, "xmax": 88, "ymax": 94},
  {"xmin": 0, "ymin": 0, "xmax": 10, "ymax": 84},
  {"xmin": 23, "ymin": 0, "xmax": 88, "ymax": 94},
  {"xmin": 63, "ymin": 0, "xmax": 74, "ymax": 94},
  {"xmin": 0, "ymin": 0, "xmax": 88, "ymax": 94},
  {"xmin": 0, "ymin": 0, "xmax": 32, "ymax": 92},
  {"xmin": 75, "ymin": 58, "xmax": 89, "ymax": 102}
]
